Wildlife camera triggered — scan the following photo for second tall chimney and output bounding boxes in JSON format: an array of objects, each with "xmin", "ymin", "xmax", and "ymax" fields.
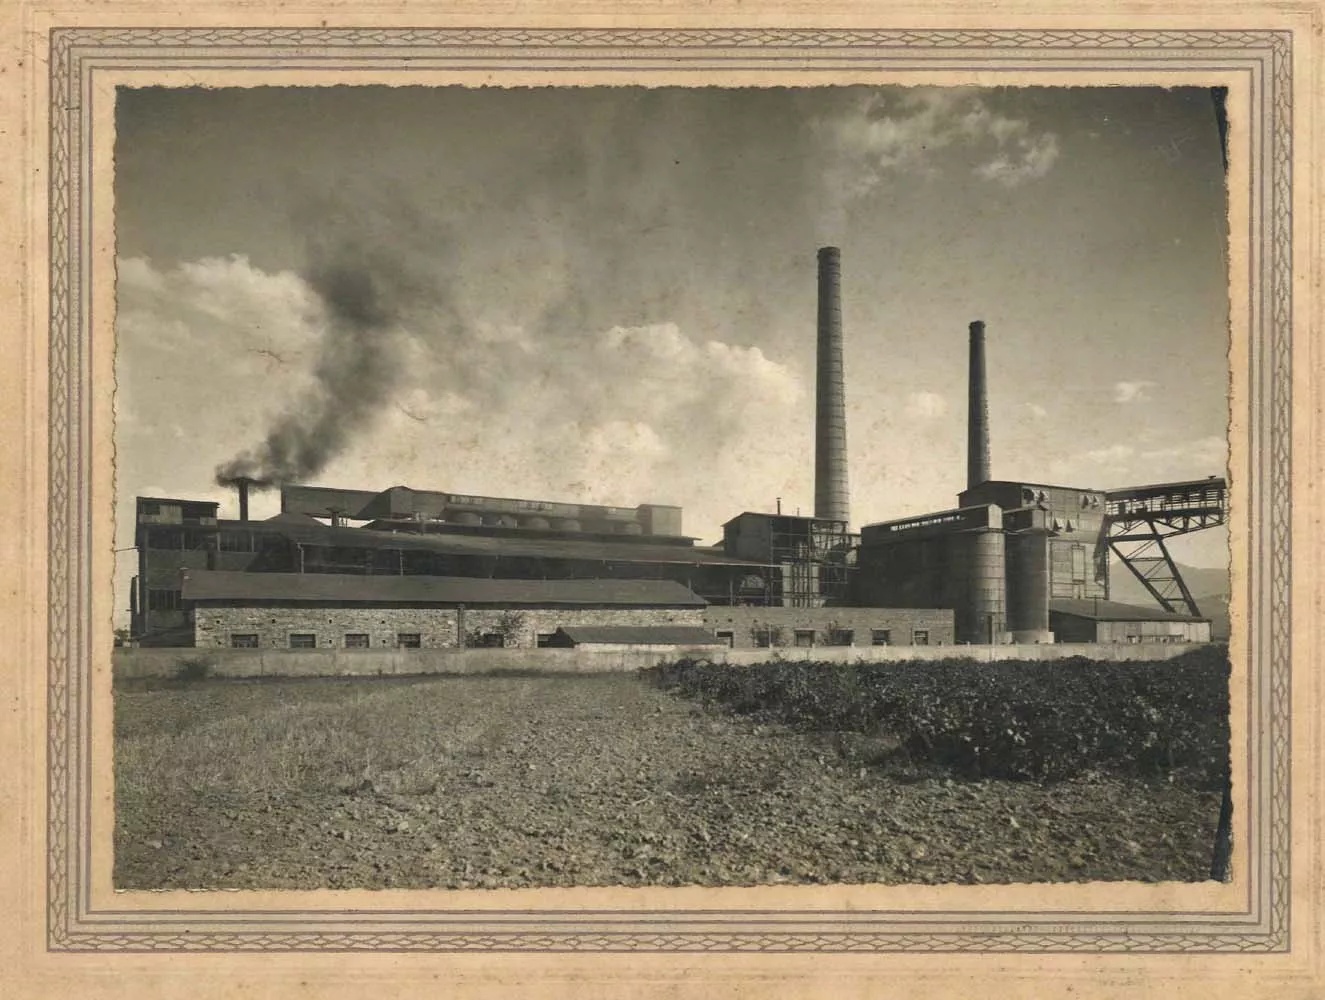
[
  {"xmin": 815, "ymin": 246, "xmax": 850, "ymax": 525},
  {"xmin": 967, "ymin": 320, "xmax": 991, "ymax": 489}
]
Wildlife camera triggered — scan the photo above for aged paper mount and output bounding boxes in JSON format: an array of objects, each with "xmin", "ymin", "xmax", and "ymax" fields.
[{"xmin": 1, "ymin": 1, "xmax": 1322, "ymax": 997}]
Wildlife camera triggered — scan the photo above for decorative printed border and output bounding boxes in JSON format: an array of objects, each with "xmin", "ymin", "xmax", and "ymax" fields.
[{"xmin": 47, "ymin": 26, "xmax": 1293, "ymax": 953}]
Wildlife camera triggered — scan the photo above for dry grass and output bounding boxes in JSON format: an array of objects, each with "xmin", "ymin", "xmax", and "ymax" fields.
[{"xmin": 115, "ymin": 675, "xmax": 549, "ymax": 799}]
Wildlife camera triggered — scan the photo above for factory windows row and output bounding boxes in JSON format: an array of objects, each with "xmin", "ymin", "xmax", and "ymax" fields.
[
  {"xmin": 228, "ymin": 632, "xmax": 425, "ymax": 649},
  {"xmin": 147, "ymin": 589, "xmax": 182, "ymax": 611},
  {"xmin": 748, "ymin": 626, "xmax": 927, "ymax": 648}
]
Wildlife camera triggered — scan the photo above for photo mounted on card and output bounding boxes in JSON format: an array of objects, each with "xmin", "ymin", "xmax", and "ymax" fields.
[
  {"xmin": 112, "ymin": 82, "xmax": 1233, "ymax": 892},
  {"xmin": 32, "ymin": 20, "xmax": 1300, "ymax": 969}
]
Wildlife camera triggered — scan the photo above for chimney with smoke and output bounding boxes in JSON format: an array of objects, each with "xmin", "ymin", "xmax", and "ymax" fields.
[
  {"xmin": 214, "ymin": 234, "xmax": 415, "ymax": 496},
  {"xmin": 967, "ymin": 320, "xmax": 991, "ymax": 489},
  {"xmin": 814, "ymin": 246, "xmax": 850, "ymax": 525},
  {"xmin": 236, "ymin": 478, "xmax": 252, "ymax": 522}
]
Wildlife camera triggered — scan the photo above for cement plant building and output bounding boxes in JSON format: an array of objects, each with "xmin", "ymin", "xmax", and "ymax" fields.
[{"xmin": 130, "ymin": 248, "xmax": 1222, "ymax": 652}]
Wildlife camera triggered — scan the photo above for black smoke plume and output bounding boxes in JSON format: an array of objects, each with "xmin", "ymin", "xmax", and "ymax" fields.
[{"xmin": 214, "ymin": 245, "xmax": 412, "ymax": 491}]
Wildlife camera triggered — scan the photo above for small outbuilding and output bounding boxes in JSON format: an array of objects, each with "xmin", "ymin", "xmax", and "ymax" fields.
[
  {"xmin": 1048, "ymin": 598, "xmax": 1211, "ymax": 644},
  {"xmin": 547, "ymin": 625, "xmax": 726, "ymax": 652}
]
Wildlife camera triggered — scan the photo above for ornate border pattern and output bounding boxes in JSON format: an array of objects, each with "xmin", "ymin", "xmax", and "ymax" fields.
[{"xmin": 47, "ymin": 27, "xmax": 1293, "ymax": 952}]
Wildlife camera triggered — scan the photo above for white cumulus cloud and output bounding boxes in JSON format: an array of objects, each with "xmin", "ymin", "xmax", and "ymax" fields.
[
  {"xmin": 1113, "ymin": 380, "xmax": 1156, "ymax": 404},
  {"xmin": 811, "ymin": 88, "xmax": 1061, "ymax": 204}
]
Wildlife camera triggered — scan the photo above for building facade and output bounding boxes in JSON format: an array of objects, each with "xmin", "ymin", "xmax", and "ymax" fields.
[
  {"xmin": 185, "ymin": 571, "xmax": 709, "ymax": 650},
  {"xmin": 702, "ymin": 606, "xmax": 954, "ymax": 649}
]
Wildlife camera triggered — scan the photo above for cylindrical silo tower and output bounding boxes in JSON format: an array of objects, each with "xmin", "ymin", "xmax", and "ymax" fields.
[
  {"xmin": 956, "ymin": 505, "xmax": 1007, "ymax": 644},
  {"xmin": 1006, "ymin": 528, "xmax": 1053, "ymax": 643}
]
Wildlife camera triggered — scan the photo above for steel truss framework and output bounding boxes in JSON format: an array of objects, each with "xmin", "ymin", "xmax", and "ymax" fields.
[{"xmin": 1104, "ymin": 478, "xmax": 1228, "ymax": 617}]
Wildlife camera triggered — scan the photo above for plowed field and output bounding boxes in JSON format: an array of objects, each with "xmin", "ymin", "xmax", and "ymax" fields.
[{"xmin": 114, "ymin": 673, "xmax": 1222, "ymax": 890}]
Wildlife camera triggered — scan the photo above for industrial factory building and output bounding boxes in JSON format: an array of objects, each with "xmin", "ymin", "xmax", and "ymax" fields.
[{"xmin": 129, "ymin": 246, "xmax": 1221, "ymax": 651}]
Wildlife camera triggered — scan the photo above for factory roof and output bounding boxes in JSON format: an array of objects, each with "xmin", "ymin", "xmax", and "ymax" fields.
[
  {"xmin": 960, "ymin": 480, "xmax": 1107, "ymax": 496},
  {"xmin": 1048, "ymin": 599, "xmax": 1209, "ymax": 623},
  {"xmin": 722, "ymin": 511, "xmax": 848, "ymax": 526},
  {"xmin": 553, "ymin": 626, "xmax": 724, "ymax": 646},
  {"xmin": 220, "ymin": 517, "xmax": 764, "ymax": 567},
  {"xmin": 181, "ymin": 570, "xmax": 708, "ymax": 608}
]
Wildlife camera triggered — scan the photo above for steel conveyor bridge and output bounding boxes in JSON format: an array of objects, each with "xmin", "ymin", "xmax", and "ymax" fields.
[{"xmin": 1104, "ymin": 477, "xmax": 1227, "ymax": 618}]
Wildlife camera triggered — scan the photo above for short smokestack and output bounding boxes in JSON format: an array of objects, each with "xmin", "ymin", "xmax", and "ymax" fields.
[
  {"xmin": 815, "ymin": 246, "xmax": 849, "ymax": 525},
  {"xmin": 236, "ymin": 478, "xmax": 251, "ymax": 522},
  {"xmin": 967, "ymin": 320, "xmax": 991, "ymax": 489}
]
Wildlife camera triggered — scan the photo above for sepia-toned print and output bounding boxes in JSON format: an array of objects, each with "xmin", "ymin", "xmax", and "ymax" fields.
[{"xmin": 112, "ymin": 83, "xmax": 1234, "ymax": 893}]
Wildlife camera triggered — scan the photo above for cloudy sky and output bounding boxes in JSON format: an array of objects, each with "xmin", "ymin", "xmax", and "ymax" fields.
[{"xmin": 113, "ymin": 85, "xmax": 1231, "ymax": 620}]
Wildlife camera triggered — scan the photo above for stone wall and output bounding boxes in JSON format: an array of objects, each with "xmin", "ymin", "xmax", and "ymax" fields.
[
  {"xmin": 193, "ymin": 604, "xmax": 704, "ymax": 650},
  {"xmin": 460, "ymin": 607, "xmax": 703, "ymax": 649},
  {"xmin": 703, "ymin": 606, "xmax": 954, "ymax": 649}
]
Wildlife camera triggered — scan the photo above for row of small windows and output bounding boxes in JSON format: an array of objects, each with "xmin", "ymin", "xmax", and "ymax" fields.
[
  {"xmin": 748, "ymin": 627, "xmax": 929, "ymax": 648},
  {"xmin": 227, "ymin": 629, "xmax": 935, "ymax": 649},
  {"xmin": 146, "ymin": 589, "xmax": 182, "ymax": 611},
  {"xmin": 230, "ymin": 633, "xmax": 423, "ymax": 649}
]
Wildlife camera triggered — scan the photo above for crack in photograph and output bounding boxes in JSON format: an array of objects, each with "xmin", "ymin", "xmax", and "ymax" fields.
[{"xmin": 111, "ymin": 83, "xmax": 1233, "ymax": 892}]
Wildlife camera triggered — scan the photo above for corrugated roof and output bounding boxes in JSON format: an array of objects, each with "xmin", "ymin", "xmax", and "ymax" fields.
[
  {"xmin": 1048, "ymin": 599, "xmax": 1208, "ymax": 623},
  {"xmin": 217, "ymin": 517, "xmax": 762, "ymax": 567},
  {"xmin": 181, "ymin": 570, "xmax": 707, "ymax": 608},
  {"xmin": 555, "ymin": 626, "xmax": 723, "ymax": 646}
]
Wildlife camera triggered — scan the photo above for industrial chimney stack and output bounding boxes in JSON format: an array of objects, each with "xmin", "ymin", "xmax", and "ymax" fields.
[
  {"xmin": 967, "ymin": 320, "xmax": 991, "ymax": 490},
  {"xmin": 814, "ymin": 246, "xmax": 850, "ymax": 525},
  {"xmin": 236, "ymin": 478, "xmax": 252, "ymax": 523}
]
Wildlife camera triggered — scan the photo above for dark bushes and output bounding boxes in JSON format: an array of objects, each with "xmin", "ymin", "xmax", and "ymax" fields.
[{"xmin": 643, "ymin": 646, "xmax": 1230, "ymax": 784}]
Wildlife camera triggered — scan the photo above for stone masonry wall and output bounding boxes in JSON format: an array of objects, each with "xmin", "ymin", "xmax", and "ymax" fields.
[
  {"xmin": 703, "ymin": 606, "xmax": 955, "ymax": 649},
  {"xmin": 460, "ymin": 608, "xmax": 704, "ymax": 649},
  {"xmin": 193, "ymin": 605, "xmax": 704, "ymax": 650}
]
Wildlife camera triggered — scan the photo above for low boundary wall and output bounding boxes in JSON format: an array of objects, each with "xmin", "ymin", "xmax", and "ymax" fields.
[{"xmin": 113, "ymin": 641, "xmax": 1212, "ymax": 681}]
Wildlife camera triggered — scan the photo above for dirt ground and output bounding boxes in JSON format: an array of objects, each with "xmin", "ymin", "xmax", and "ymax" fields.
[{"xmin": 114, "ymin": 673, "xmax": 1223, "ymax": 890}]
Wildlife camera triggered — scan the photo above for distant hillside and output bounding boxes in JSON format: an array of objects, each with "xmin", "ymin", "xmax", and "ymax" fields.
[
  {"xmin": 1110, "ymin": 562, "xmax": 1229, "ymax": 606},
  {"xmin": 1109, "ymin": 562, "xmax": 1231, "ymax": 639},
  {"xmin": 1191, "ymin": 594, "xmax": 1232, "ymax": 641}
]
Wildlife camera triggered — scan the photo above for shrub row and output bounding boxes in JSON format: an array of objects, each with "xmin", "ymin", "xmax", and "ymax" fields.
[{"xmin": 643, "ymin": 646, "xmax": 1231, "ymax": 784}]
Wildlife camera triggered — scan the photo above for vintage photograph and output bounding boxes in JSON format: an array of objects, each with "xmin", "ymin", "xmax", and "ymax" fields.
[{"xmin": 111, "ymin": 84, "xmax": 1233, "ymax": 891}]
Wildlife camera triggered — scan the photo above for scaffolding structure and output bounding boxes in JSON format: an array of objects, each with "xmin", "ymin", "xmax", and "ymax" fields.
[{"xmin": 764, "ymin": 517, "xmax": 856, "ymax": 608}]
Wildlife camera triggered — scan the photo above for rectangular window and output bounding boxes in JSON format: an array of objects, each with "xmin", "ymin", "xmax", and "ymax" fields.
[
  {"xmin": 344, "ymin": 633, "xmax": 370, "ymax": 649},
  {"xmin": 397, "ymin": 633, "xmax": 421, "ymax": 649},
  {"xmin": 229, "ymin": 634, "xmax": 259, "ymax": 649},
  {"xmin": 288, "ymin": 633, "xmax": 316, "ymax": 649},
  {"xmin": 478, "ymin": 633, "xmax": 504, "ymax": 648},
  {"xmin": 871, "ymin": 629, "xmax": 892, "ymax": 646},
  {"xmin": 141, "ymin": 501, "xmax": 160, "ymax": 516},
  {"xmin": 219, "ymin": 531, "xmax": 253, "ymax": 552},
  {"xmin": 146, "ymin": 528, "xmax": 183, "ymax": 550},
  {"xmin": 147, "ymin": 589, "xmax": 182, "ymax": 611},
  {"xmin": 716, "ymin": 630, "xmax": 735, "ymax": 648},
  {"xmin": 793, "ymin": 629, "xmax": 816, "ymax": 648},
  {"xmin": 912, "ymin": 629, "xmax": 930, "ymax": 646},
  {"xmin": 753, "ymin": 628, "xmax": 773, "ymax": 648},
  {"xmin": 828, "ymin": 629, "xmax": 854, "ymax": 647},
  {"xmin": 1071, "ymin": 544, "xmax": 1087, "ymax": 582},
  {"xmin": 535, "ymin": 633, "xmax": 556, "ymax": 648}
]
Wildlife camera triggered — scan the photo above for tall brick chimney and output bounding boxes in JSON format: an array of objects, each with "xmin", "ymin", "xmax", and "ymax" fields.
[
  {"xmin": 967, "ymin": 320, "xmax": 991, "ymax": 489},
  {"xmin": 236, "ymin": 478, "xmax": 251, "ymax": 522},
  {"xmin": 814, "ymin": 246, "xmax": 850, "ymax": 525}
]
